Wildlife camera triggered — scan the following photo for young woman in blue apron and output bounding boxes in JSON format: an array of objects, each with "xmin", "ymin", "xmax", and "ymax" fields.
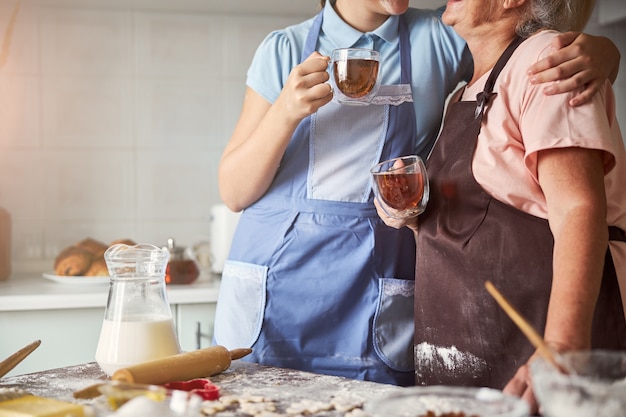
[{"xmin": 214, "ymin": 5, "xmax": 426, "ymax": 386}]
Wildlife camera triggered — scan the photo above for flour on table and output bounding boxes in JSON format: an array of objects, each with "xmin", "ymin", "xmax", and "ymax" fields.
[
  {"xmin": 286, "ymin": 398, "xmax": 333, "ymax": 414},
  {"xmin": 216, "ymin": 395, "xmax": 239, "ymax": 406},
  {"xmin": 0, "ymin": 387, "xmax": 30, "ymax": 401},
  {"xmin": 201, "ymin": 393, "xmax": 368, "ymax": 416},
  {"xmin": 344, "ymin": 409, "xmax": 371, "ymax": 417},
  {"xmin": 330, "ymin": 394, "xmax": 365, "ymax": 412},
  {"xmin": 239, "ymin": 395, "xmax": 268, "ymax": 403},
  {"xmin": 201, "ymin": 394, "xmax": 278, "ymax": 416},
  {"xmin": 240, "ymin": 400, "xmax": 277, "ymax": 414}
]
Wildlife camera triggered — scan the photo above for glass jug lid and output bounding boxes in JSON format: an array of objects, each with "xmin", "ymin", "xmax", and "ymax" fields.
[{"xmin": 105, "ymin": 243, "xmax": 169, "ymax": 278}]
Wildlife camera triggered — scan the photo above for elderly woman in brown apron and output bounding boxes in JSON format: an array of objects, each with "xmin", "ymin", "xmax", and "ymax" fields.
[{"xmin": 375, "ymin": 0, "xmax": 626, "ymax": 412}]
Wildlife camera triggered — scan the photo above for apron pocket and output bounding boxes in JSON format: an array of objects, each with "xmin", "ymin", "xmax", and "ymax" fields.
[
  {"xmin": 213, "ymin": 260, "xmax": 268, "ymax": 349},
  {"xmin": 372, "ymin": 278, "xmax": 414, "ymax": 372}
]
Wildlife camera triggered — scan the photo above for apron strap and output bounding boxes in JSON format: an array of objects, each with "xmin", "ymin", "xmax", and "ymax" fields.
[
  {"xmin": 474, "ymin": 36, "xmax": 525, "ymax": 119},
  {"xmin": 302, "ymin": 10, "xmax": 323, "ymax": 62},
  {"xmin": 609, "ymin": 226, "xmax": 626, "ymax": 242},
  {"xmin": 398, "ymin": 14, "xmax": 411, "ymax": 85}
]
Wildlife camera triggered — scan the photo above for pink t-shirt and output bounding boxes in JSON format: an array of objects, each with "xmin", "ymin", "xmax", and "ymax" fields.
[{"xmin": 460, "ymin": 30, "xmax": 626, "ymax": 304}]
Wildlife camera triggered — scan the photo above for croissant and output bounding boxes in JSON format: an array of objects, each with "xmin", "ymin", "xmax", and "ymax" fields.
[
  {"xmin": 54, "ymin": 246, "xmax": 93, "ymax": 276},
  {"xmin": 54, "ymin": 237, "xmax": 138, "ymax": 276},
  {"xmin": 76, "ymin": 238, "xmax": 108, "ymax": 257}
]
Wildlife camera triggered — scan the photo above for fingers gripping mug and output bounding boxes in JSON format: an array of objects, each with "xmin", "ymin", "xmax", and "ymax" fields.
[{"xmin": 371, "ymin": 155, "xmax": 430, "ymax": 219}]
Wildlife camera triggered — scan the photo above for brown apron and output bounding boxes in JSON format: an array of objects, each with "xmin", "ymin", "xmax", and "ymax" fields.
[{"xmin": 414, "ymin": 36, "xmax": 626, "ymax": 388}]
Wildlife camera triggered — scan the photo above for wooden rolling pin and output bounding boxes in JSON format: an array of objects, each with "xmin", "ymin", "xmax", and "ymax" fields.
[
  {"xmin": 0, "ymin": 340, "xmax": 41, "ymax": 379},
  {"xmin": 111, "ymin": 346, "xmax": 252, "ymax": 385}
]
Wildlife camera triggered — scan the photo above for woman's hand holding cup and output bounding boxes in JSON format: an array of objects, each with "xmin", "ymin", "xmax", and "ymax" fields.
[{"xmin": 277, "ymin": 52, "xmax": 334, "ymax": 121}]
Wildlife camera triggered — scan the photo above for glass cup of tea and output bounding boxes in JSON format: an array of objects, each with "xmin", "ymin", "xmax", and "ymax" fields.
[
  {"xmin": 331, "ymin": 48, "xmax": 381, "ymax": 106},
  {"xmin": 371, "ymin": 155, "xmax": 430, "ymax": 219}
]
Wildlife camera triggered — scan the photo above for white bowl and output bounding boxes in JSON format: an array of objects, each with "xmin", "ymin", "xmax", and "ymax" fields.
[
  {"xmin": 530, "ymin": 350, "xmax": 626, "ymax": 417},
  {"xmin": 363, "ymin": 386, "xmax": 529, "ymax": 417}
]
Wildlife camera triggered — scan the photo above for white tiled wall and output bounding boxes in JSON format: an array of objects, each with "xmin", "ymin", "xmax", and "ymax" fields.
[
  {"xmin": 0, "ymin": 0, "xmax": 307, "ymax": 269},
  {"xmin": 0, "ymin": 0, "xmax": 624, "ymax": 271}
]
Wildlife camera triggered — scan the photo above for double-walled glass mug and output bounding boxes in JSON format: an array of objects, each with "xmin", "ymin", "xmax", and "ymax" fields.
[
  {"xmin": 331, "ymin": 48, "xmax": 381, "ymax": 105},
  {"xmin": 95, "ymin": 243, "xmax": 181, "ymax": 376},
  {"xmin": 371, "ymin": 155, "xmax": 430, "ymax": 219}
]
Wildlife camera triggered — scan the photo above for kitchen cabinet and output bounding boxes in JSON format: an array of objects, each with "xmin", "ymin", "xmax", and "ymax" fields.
[
  {"xmin": 0, "ymin": 274, "xmax": 220, "ymax": 377},
  {"xmin": 0, "ymin": 308, "xmax": 104, "ymax": 377},
  {"xmin": 176, "ymin": 303, "xmax": 217, "ymax": 351}
]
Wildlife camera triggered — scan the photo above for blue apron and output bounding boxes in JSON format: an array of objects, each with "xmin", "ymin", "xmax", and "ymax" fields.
[{"xmin": 214, "ymin": 10, "xmax": 417, "ymax": 386}]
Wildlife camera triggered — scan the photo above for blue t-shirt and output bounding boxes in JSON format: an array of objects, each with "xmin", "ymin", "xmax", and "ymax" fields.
[{"xmin": 247, "ymin": 3, "xmax": 473, "ymax": 158}]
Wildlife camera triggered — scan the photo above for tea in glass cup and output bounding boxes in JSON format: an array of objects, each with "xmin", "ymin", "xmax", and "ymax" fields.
[
  {"xmin": 331, "ymin": 48, "xmax": 381, "ymax": 105},
  {"xmin": 371, "ymin": 155, "xmax": 429, "ymax": 219}
]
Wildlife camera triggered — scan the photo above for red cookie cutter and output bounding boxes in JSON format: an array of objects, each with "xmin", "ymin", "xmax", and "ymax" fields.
[{"xmin": 164, "ymin": 378, "xmax": 220, "ymax": 400}]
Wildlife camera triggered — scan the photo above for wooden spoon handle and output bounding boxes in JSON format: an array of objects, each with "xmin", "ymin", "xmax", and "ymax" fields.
[
  {"xmin": 0, "ymin": 0, "xmax": 20, "ymax": 69},
  {"xmin": 0, "ymin": 340, "xmax": 41, "ymax": 379},
  {"xmin": 485, "ymin": 281, "xmax": 560, "ymax": 368},
  {"xmin": 230, "ymin": 348, "xmax": 253, "ymax": 360}
]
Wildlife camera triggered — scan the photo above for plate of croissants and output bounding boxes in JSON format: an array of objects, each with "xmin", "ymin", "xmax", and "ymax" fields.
[
  {"xmin": 42, "ymin": 273, "xmax": 109, "ymax": 285},
  {"xmin": 43, "ymin": 237, "xmax": 136, "ymax": 285}
]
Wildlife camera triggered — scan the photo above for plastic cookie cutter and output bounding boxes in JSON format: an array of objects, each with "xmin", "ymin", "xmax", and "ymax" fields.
[{"xmin": 163, "ymin": 379, "xmax": 220, "ymax": 401}]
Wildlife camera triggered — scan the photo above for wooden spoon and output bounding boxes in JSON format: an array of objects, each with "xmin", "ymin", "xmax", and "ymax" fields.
[
  {"xmin": 484, "ymin": 281, "xmax": 565, "ymax": 371},
  {"xmin": 0, "ymin": 340, "xmax": 41, "ymax": 379},
  {"xmin": 0, "ymin": 0, "xmax": 20, "ymax": 69}
]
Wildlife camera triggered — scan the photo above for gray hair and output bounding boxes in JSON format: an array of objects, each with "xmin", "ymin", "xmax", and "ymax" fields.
[{"xmin": 516, "ymin": 0, "xmax": 596, "ymax": 37}]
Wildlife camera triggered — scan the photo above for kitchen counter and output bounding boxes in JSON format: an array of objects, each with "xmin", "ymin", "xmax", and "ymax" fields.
[
  {"xmin": 0, "ymin": 273, "xmax": 220, "ymax": 312},
  {"xmin": 0, "ymin": 361, "xmax": 402, "ymax": 416},
  {"xmin": 0, "ymin": 274, "xmax": 221, "ymax": 377}
]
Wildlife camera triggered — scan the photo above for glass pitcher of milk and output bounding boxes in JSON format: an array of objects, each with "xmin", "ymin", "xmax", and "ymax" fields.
[{"xmin": 95, "ymin": 243, "xmax": 181, "ymax": 376}]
